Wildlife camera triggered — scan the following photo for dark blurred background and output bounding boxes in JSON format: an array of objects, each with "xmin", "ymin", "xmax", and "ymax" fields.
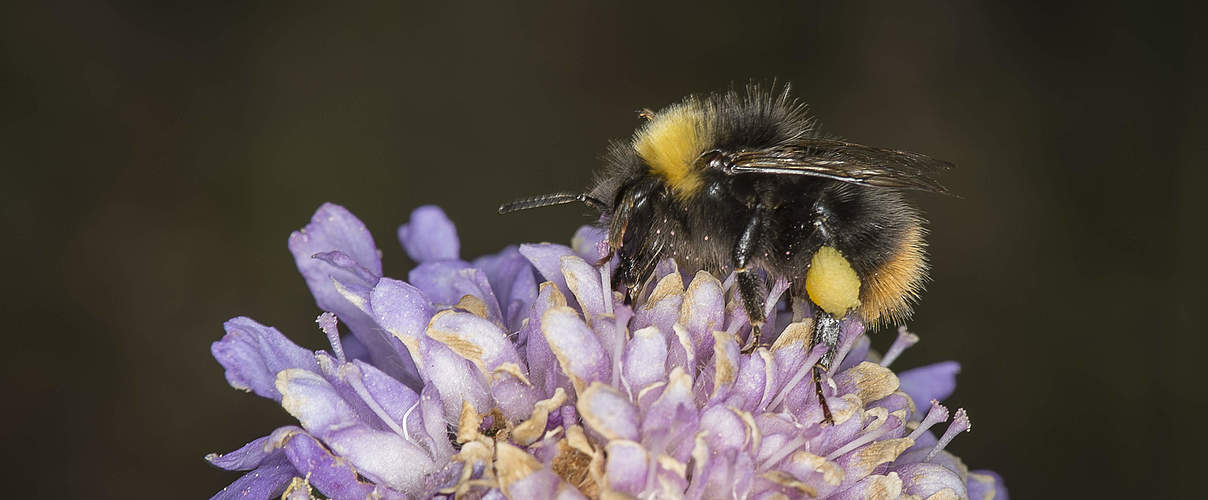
[{"xmin": 2, "ymin": 1, "xmax": 1203, "ymax": 498}]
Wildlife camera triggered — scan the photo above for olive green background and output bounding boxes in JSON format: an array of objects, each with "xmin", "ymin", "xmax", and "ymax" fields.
[{"xmin": 3, "ymin": 2, "xmax": 1202, "ymax": 498}]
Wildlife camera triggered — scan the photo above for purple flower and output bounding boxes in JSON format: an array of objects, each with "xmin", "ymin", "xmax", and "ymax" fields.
[{"xmin": 207, "ymin": 204, "xmax": 1008, "ymax": 500}]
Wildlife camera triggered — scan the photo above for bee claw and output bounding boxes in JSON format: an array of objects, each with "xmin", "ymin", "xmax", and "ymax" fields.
[{"xmin": 740, "ymin": 324, "xmax": 765, "ymax": 353}]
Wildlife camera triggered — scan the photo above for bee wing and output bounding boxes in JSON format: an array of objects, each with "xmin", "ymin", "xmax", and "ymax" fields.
[{"xmin": 728, "ymin": 138, "xmax": 954, "ymax": 194}]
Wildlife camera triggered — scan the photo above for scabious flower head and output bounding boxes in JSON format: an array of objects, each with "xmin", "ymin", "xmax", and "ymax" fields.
[{"xmin": 207, "ymin": 203, "xmax": 1008, "ymax": 500}]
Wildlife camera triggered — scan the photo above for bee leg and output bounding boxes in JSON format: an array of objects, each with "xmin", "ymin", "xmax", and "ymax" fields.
[
  {"xmin": 735, "ymin": 205, "xmax": 768, "ymax": 353},
  {"xmin": 811, "ymin": 310, "xmax": 841, "ymax": 424},
  {"xmin": 613, "ymin": 252, "xmax": 639, "ymax": 306},
  {"xmin": 737, "ymin": 270, "xmax": 765, "ymax": 353}
]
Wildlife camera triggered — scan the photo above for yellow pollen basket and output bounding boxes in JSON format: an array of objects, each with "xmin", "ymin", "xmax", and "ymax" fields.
[
  {"xmin": 805, "ymin": 246, "xmax": 862, "ymax": 317},
  {"xmin": 633, "ymin": 102, "xmax": 709, "ymax": 196}
]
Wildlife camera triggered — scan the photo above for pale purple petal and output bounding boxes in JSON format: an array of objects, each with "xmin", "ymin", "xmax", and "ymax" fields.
[
  {"xmin": 209, "ymin": 454, "xmax": 295, "ymax": 500},
  {"xmin": 604, "ymin": 440, "xmax": 649, "ymax": 495},
  {"xmin": 370, "ymin": 278, "xmax": 433, "ymax": 340},
  {"xmin": 893, "ymin": 462, "xmax": 968, "ymax": 499},
  {"xmin": 570, "ymin": 225, "xmax": 608, "ymax": 262},
  {"xmin": 491, "ymin": 373, "xmax": 543, "ymax": 422},
  {"xmin": 321, "ymin": 425, "xmax": 437, "ymax": 493},
  {"xmin": 212, "ymin": 317, "xmax": 319, "ymax": 401},
  {"xmin": 427, "ymin": 310, "xmax": 523, "ymax": 373},
  {"xmin": 898, "ymin": 361, "xmax": 960, "ymax": 410},
  {"xmin": 369, "ymin": 278, "xmax": 434, "ymax": 374},
  {"xmin": 967, "ymin": 469, "xmax": 1009, "ymax": 500},
  {"xmin": 698, "ymin": 406, "xmax": 749, "ymax": 454},
  {"xmin": 473, "ymin": 246, "xmax": 537, "ymax": 330},
  {"xmin": 622, "ymin": 326, "xmax": 668, "ymax": 394},
  {"xmin": 507, "ymin": 468, "xmax": 584, "ymax": 500},
  {"xmin": 398, "ymin": 205, "xmax": 460, "ymax": 263},
  {"xmin": 280, "ymin": 429, "xmax": 407, "ymax": 500},
  {"xmin": 519, "ymin": 243, "xmax": 578, "ymax": 306},
  {"xmin": 561, "ymin": 255, "xmax": 607, "ymax": 319},
  {"xmin": 632, "ymin": 292, "xmax": 682, "ymax": 341},
  {"xmin": 640, "ymin": 371, "xmax": 698, "ymax": 447},
  {"xmin": 288, "ymin": 204, "xmax": 419, "ymax": 387},
  {"xmin": 419, "ymin": 384, "xmax": 457, "ymax": 463},
  {"xmin": 680, "ymin": 271, "xmax": 725, "ymax": 361},
  {"xmin": 288, "ymin": 204, "xmax": 382, "ymax": 316},
  {"xmin": 578, "ymin": 383, "xmax": 639, "ymax": 441},
  {"xmin": 406, "ymin": 260, "xmax": 472, "ymax": 306},
  {"xmin": 206, "ymin": 434, "xmax": 277, "ymax": 471},
  {"xmin": 541, "ymin": 307, "xmax": 610, "ymax": 393},
  {"xmin": 838, "ymin": 334, "xmax": 871, "ymax": 372},
  {"xmin": 276, "ymin": 369, "xmax": 438, "ymax": 492},
  {"xmin": 830, "ymin": 473, "xmax": 903, "ymax": 500},
  {"xmin": 526, "ymin": 284, "xmax": 571, "ymax": 397},
  {"xmin": 340, "ymin": 333, "xmax": 369, "ymax": 363},
  {"xmin": 290, "ymin": 203, "xmax": 383, "ymax": 277},
  {"xmin": 418, "ymin": 337, "xmax": 491, "ymax": 421},
  {"xmin": 346, "ymin": 360, "xmax": 421, "ymax": 432},
  {"xmin": 722, "ymin": 349, "xmax": 770, "ymax": 412},
  {"xmin": 684, "ymin": 447, "xmax": 733, "ymax": 500}
]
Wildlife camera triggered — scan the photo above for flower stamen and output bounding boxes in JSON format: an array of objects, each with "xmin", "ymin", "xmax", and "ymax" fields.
[
  {"xmin": 317, "ymin": 312, "xmax": 346, "ymax": 362},
  {"xmin": 926, "ymin": 408, "xmax": 971, "ymax": 461},
  {"xmin": 907, "ymin": 399, "xmax": 951, "ymax": 442},
  {"xmin": 879, "ymin": 326, "xmax": 919, "ymax": 367}
]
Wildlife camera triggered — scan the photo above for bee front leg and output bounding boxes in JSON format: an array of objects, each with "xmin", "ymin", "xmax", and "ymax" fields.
[{"xmin": 735, "ymin": 204, "xmax": 768, "ymax": 353}]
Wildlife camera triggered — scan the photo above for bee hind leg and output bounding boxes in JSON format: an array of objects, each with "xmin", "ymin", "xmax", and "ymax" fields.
[{"xmin": 810, "ymin": 310, "xmax": 842, "ymax": 424}]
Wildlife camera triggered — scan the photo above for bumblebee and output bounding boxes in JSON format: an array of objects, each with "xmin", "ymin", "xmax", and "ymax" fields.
[{"xmin": 501, "ymin": 85, "xmax": 950, "ymax": 418}]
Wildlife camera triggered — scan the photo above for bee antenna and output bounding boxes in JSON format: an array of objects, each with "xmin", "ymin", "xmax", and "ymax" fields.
[{"xmin": 498, "ymin": 192, "xmax": 608, "ymax": 215}]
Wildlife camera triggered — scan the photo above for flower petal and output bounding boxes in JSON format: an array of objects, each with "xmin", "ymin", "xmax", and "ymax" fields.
[
  {"xmin": 427, "ymin": 310, "xmax": 523, "ymax": 375},
  {"xmin": 831, "ymin": 472, "xmax": 903, "ymax": 500},
  {"xmin": 571, "ymin": 225, "xmax": 608, "ymax": 262},
  {"xmin": 212, "ymin": 317, "xmax": 319, "ymax": 401},
  {"xmin": 541, "ymin": 306, "xmax": 610, "ymax": 395},
  {"xmin": 407, "ymin": 262, "xmax": 505, "ymax": 324},
  {"xmin": 967, "ymin": 469, "xmax": 1009, "ymax": 500},
  {"xmin": 206, "ymin": 434, "xmax": 277, "ymax": 471},
  {"xmin": 834, "ymin": 362, "xmax": 901, "ymax": 405},
  {"xmin": 473, "ymin": 246, "xmax": 537, "ymax": 330},
  {"xmin": 898, "ymin": 361, "xmax": 960, "ymax": 411},
  {"xmin": 698, "ymin": 405, "xmax": 750, "ymax": 454},
  {"xmin": 893, "ymin": 462, "xmax": 968, "ymax": 499},
  {"xmin": 679, "ymin": 270, "xmax": 725, "ymax": 361},
  {"xmin": 288, "ymin": 204, "xmax": 418, "ymax": 386},
  {"xmin": 209, "ymin": 454, "xmax": 295, "ymax": 500},
  {"xmin": 526, "ymin": 283, "xmax": 571, "ymax": 397},
  {"xmin": 369, "ymin": 278, "xmax": 434, "ymax": 371},
  {"xmin": 641, "ymin": 368, "xmax": 698, "ymax": 449},
  {"xmin": 398, "ymin": 205, "xmax": 460, "ymax": 263},
  {"xmin": 279, "ymin": 428, "xmax": 409, "ymax": 499},
  {"xmin": 407, "ymin": 260, "xmax": 472, "ymax": 306},
  {"xmin": 418, "ymin": 337, "xmax": 491, "ymax": 422},
  {"xmin": 562, "ymin": 255, "xmax": 607, "ymax": 319},
  {"xmin": 276, "ymin": 369, "xmax": 438, "ymax": 492},
  {"xmin": 578, "ymin": 382, "xmax": 639, "ymax": 441},
  {"xmin": 622, "ymin": 326, "xmax": 668, "ymax": 395},
  {"xmin": 781, "ymin": 450, "xmax": 845, "ymax": 497},
  {"xmin": 519, "ymin": 243, "xmax": 579, "ymax": 307},
  {"xmin": 604, "ymin": 440, "xmax": 649, "ymax": 495},
  {"xmin": 290, "ymin": 203, "xmax": 383, "ymax": 277}
]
